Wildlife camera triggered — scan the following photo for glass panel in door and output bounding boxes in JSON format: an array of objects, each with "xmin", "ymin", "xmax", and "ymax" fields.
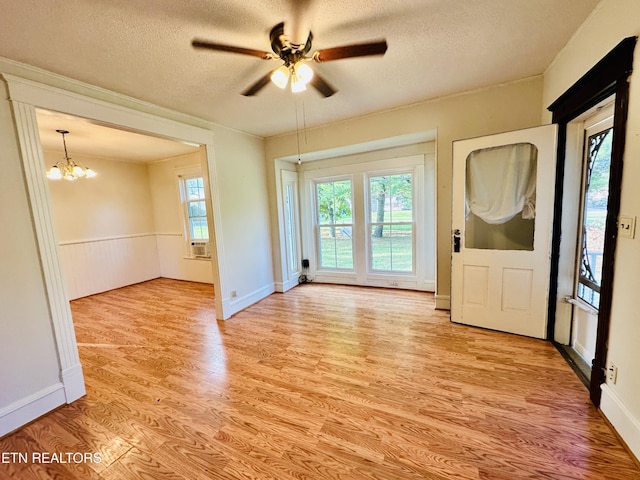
[{"xmin": 465, "ymin": 143, "xmax": 537, "ymax": 251}]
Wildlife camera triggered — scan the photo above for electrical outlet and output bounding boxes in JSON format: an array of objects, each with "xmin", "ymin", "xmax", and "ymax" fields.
[
  {"xmin": 619, "ymin": 215, "xmax": 636, "ymax": 239},
  {"xmin": 231, "ymin": 290, "xmax": 237, "ymax": 298},
  {"xmin": 607, "ymin": 362, "xmax": 618, "ymax": 384}
]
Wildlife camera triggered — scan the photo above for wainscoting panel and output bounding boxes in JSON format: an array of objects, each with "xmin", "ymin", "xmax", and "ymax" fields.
[{"xmin": 59, "ymin": 234, "xmax": 161, "ymax": 300}]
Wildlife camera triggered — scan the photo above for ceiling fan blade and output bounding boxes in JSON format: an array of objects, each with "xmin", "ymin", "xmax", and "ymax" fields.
[
  {"xmin": 309, "ymin": 73, "xmax": 337, "ymax": 97},
  {"xmin": 192, "ymin": 39, "xmax": 272, "ymax": 59},
  {"xmin": 241, "ymin": 72, "xmax": 273, "ymax": 96},
  {"xmin": 314, "ymin": 40, "xmax": 387, "ymax": 62}
]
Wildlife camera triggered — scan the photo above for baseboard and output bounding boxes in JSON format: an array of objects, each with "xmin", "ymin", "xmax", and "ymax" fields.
[
  {"xmin": 61, "ymin": 363, "xmax": 86, "ymax": 403},
  {"xmin": 435, "ymin": 294, "xmax": 451, "ymax": 310},
  {"xmin": 600, "ymin": 384, "xmax": 640, "ymax": 462},
  {"xmin": 0, "ymin": 383, "xmax": 66, "ymax": 437},
  {"xmin": 222, "ymin": 283, "xmax": 275, "ymax": 319}
]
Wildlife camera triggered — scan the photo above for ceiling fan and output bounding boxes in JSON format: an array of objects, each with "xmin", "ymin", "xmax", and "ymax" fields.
[{"xmin": 192, "ymin": 22, "xmax": 387, "ymax": 97}]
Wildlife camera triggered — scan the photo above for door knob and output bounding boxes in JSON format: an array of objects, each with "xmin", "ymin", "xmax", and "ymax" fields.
[{"xmin": 453, "ymin": 229, "xmax": 461, "ymax": 253}]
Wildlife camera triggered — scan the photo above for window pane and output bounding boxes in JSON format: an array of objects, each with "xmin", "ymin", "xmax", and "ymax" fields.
[
  {"xmin": 319, "ymin": 226, "xmax": 353, "ymax": 269},
  {"xmin": 317, "ymin": 180, "xmax": 352, "ymax": 225},
  {"xmin": 369, "ymin": 174, "xmax": 413, "ymax": 223},
  {"xmin": 370, "ymin": 224, "xmax": 413, "ymax": 272},
  {"xmin": 465, "ymin": 143, "xmax": 537, "ymax": 251},
  {"xmin": 188, "ymin": 200, "xmax": 206, "ymax": 218},
  {"xmin": 186, "ymin": 177, "xmax": 205, "ymax": 200},
  {"xmin": 190, "ymin": 217, "xmax": 209, "ymax": 240}
]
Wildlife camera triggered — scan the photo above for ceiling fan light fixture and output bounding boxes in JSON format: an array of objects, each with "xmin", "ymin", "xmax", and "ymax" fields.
[
  {"xmin": 290, "ymin": 73, "xmax": 307, "ymax": 93},
  {"xmin": 271, "ymin": 65, "xmax": 290, "ymax": 89},
  {"xmin": 294, "ymin": 61, "xmax": 314, "ymax": 84}
]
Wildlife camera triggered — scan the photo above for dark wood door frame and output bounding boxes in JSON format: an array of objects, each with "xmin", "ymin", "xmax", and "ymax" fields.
[{"xmin": 547, "ymin": 36, "xmax": 636, "ymax": 407}]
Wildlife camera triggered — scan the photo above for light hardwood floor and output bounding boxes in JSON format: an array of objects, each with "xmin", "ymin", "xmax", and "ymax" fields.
[{"xmin": 1, "ymin": 278, "xmax": 639, "ymax": 479}]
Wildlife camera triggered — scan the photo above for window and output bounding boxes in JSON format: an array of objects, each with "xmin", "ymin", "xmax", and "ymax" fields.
[
  {"xmin": 368, "ymin": 173, "xmax": 414, "ymax": 272},
  {"xmin": 179, "ymin": 174, "xmax": 210, "ymax": 257},
  {"xmin": 576, "ymin": 126, "xmax": 612, "ymax": 308},
  {"xmin": 302, "ymin": 153, "xmax": 432, "ymax": 290},
  {"xmin": 316, "ymin": 179, "xmax": 353, "ymax": 269}
]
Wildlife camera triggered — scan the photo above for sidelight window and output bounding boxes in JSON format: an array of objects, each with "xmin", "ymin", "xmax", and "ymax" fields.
[{"xmin": 576, "ymin": 127, "xmax": 612, "ymax": 308}]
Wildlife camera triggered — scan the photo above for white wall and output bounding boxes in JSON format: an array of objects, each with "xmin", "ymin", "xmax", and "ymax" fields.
[
  {"xmin": 147, "ymin": 152, "xmax": 215, "ymax": 284},
  {"xmin": 265, "ymin": 77, "xmax": 544, "ymax": 308},
  {"xmin": 542, "ymin": 0, "xmax": 640, "ymax": 459}
]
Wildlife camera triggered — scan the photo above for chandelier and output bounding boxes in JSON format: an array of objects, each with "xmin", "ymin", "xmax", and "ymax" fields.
[{"xmin": 46, "ymin": 129, "xmax": 97, "ymax": 181}]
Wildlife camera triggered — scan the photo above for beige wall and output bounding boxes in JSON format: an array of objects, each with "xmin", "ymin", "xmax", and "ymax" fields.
[
  {"xmin": 542, "ymin": 0, "xmax": 640, "ymax": 458},
  {"xmin": 212, "ymin": 126, "xmax": 274, "ymax": 307},
  {"xmin": 147, "ymin": 151, "xmax": 215, "ymax": 284},
  {"xmin": 44, "ymin": 152, "xmax": 154, "ymax": 242},
  {"xmin": 265, "ymin": 76, "xmax": 544, "ymax": 306}
]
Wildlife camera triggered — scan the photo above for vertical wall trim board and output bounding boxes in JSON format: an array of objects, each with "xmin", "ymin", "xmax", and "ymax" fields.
[{"xmin": 9, "ymin": 100, "xmax": 86, "ymax": 402}]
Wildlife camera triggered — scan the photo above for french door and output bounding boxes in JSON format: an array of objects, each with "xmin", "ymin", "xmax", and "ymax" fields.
[{"xmin": 451, "ymin": 125, "xmax": 557, "ymax": 338}]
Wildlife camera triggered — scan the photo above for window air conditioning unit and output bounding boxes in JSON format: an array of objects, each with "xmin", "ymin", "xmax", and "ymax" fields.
[{"xmin": 190, "ymin": 241, "xmax": 210, "ymax": 258}]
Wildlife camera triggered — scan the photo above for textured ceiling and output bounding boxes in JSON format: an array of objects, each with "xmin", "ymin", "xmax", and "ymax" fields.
[{"xmin": 1, "ymin": 0, "xmax": 600, "ymax": 147}]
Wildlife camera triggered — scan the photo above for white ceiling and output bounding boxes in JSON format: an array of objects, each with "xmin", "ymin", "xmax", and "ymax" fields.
[{"xmin": 2, "ymin": 0, "xmax": 600, "ymax": 156}]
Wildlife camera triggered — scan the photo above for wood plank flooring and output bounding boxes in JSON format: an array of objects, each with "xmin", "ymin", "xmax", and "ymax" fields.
[{"xmin": 1, "ymin": 278, "xmax": 638, "ymax": 479}]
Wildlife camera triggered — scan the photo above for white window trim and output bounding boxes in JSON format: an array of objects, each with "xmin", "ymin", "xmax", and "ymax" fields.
[
  {"xmin": 313, "ymin": 175, "xmax": 356, "ymax": 272},
  {"xmin": 176, "ymin": 165, "xmax": 211, "ymax": 260}
]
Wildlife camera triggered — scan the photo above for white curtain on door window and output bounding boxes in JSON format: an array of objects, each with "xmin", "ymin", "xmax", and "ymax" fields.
[{"xmin": 465, "ymin": 143, "xmax": 537, "ymax": 224}]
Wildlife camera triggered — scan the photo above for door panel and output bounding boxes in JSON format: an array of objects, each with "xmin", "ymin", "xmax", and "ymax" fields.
[{"xmin": 451, "ymin": 125, "xmax": 558, "ymax": 338}]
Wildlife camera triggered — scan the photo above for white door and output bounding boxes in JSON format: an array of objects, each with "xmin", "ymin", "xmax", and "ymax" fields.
[{"xmin": 451, "ymin": 125, "xmax": 557, "ymax": 338}]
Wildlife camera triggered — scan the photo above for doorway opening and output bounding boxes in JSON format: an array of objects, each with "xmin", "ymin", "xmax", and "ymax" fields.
[
  {"xmin": 547, "ymin": 36, "xmax": 635, "ymax": 406},
  {"xmin": 36, "ymin": 109, "xmax": 215, "ymax": 301},
  {"xmin": 555, "ymin": 101, "xmax": 614, "ymax": 387}
]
